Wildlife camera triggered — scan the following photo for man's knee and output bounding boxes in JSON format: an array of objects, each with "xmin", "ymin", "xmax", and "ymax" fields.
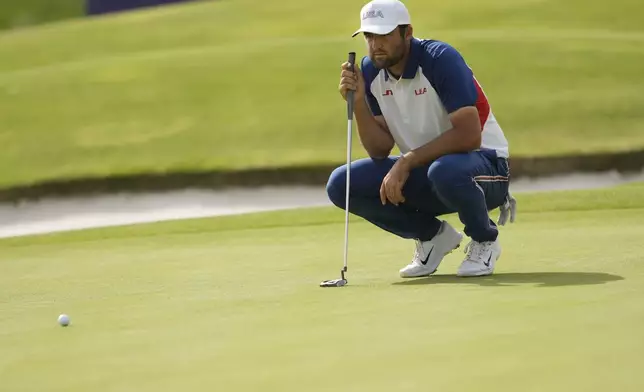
[
  {"xmin": 326, "ymin": 157, "xmax": 393, "ymax": 208},
  {"xmin": 326, "ymin": 165, "xmax": 347, "ymax": 208},
  {"xmin": 427, "ymin": 154, "xmax": 469, "ymax": 189}
]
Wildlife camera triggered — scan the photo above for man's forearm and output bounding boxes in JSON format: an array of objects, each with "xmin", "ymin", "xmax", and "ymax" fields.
[
  {"xmin": 354, "ymin": 100, "xmax": 394, "ymax": 158},
  {"xmin": 400, "ymin": 126, "xmax": 481, "ymax": 170}
]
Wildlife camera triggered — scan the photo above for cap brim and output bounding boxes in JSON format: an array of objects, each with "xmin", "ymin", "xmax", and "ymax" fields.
[{"xmin": 351, "ymin": 24, "xmax": 398, "ymax": 37}]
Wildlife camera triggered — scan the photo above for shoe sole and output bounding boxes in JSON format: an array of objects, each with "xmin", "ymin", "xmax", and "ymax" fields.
[
  {"xmin": 456, "ymin": 268, "xmax": 494, "ymax": 277},
  {"xmin": 456, "ymin": 249, "xmax": 501, "ymax": 277},
  {"xmin": 399, "ymin": 234, "xmax": 463, "ymax": 278}
]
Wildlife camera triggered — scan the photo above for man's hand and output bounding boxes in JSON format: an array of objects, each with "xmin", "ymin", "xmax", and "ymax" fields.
[
  {"xmin": 380, "ymin": 158, "xmax": 411, "ymax": 206},
  {"xmin": 339, "ymin": 61, "xmax": 365, "ymax": 105}
]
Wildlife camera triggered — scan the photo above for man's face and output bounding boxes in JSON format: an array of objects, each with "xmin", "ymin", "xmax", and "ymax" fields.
[{"xmin": 364, "ymin": 27, "xmax": 407, "ymax": 69}]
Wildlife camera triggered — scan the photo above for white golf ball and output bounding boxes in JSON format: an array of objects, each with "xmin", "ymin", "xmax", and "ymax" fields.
[{"xmin": 58, "ymin": 314, "xmax": 70, "ymax": 327}]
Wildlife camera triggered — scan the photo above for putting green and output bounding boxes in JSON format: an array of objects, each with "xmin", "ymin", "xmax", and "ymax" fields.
[
  {"xmin": 1, "ymin": 0, "xmax": 643, "ymax": 189},
  {"xmin": 1, "ymin": 183, "xmax": 643, "ymax": 391}
]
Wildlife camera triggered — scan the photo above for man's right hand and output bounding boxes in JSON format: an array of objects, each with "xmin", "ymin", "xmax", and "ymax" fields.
[{"xmin": 339, "ymin": 61, "xmax": 365, "ymax": 105}]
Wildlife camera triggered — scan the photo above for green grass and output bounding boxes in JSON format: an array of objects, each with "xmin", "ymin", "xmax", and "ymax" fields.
[
  {"xmin": 0, "ymin": 0, "xmax": 82, "ymax": 30},
  {"xmin": 0, "ymin": 0, "xmax": 643, "ymax": 189},
  {"xmin": 1, "ymin": 183, "xmax": 644, "ymax": 391}
]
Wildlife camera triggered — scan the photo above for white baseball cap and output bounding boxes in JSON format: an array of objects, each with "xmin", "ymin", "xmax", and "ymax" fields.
[{"xmin": 352, "ymin": 0, "xmax": 411, "ymax": 37}]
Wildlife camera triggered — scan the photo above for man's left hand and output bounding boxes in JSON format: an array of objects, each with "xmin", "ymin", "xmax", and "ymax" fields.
[{"xmin": 380, "ymin": 158, "xmax": 410, "ymax": 206}]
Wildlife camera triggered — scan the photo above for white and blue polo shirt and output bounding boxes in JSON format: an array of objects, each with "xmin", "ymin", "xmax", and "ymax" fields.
[{"xmin": 362, "ymin": 38, "xmax": 509, "ymax": 158}]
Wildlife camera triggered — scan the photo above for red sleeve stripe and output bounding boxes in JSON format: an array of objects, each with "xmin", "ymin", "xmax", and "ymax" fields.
[{"xmin": 473, "ymin": 77, "xmax": 490, "ymax": 130}]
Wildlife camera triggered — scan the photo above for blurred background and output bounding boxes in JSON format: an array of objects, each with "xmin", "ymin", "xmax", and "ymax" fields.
[
  {"xmin": 1, "ymin": 0, "xmax": 194, "ymax": 29},
  {"xmin": 1, "ymin": 0, "xmax": 643, "ymax": 233}
]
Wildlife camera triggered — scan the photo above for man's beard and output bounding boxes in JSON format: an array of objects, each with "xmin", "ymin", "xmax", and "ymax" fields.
[{"xmin": 370, "ymin": 47, "xmax": 404, "ymax": 69}]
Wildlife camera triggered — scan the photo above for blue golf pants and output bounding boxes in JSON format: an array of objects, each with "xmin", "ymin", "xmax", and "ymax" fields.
[{"xmin": 325, "ymin": 148, "xmax": 510, "ymax": 243}]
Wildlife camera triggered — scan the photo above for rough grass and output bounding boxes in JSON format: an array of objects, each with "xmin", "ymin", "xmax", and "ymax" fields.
[
  {"xmin": 0, "ymin": 0, "xmax": 643, "ymax": 189},
  {"xmin": 0, "ymin": 0, "xmax": 82, "ymax": 30}
]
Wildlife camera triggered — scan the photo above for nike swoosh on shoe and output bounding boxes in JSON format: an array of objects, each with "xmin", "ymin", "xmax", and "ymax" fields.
[{"xmin": 421, "ymin": 246, "xmax": 434, "ymax": 265}]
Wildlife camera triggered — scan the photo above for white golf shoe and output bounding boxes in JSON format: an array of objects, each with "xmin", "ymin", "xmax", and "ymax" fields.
[
  {"xmin": 399, "ymin": 221, "xmax": 463, "ymax": 278},
  {"xmin": 457, "ymin": 239, "xmax": 502, "ymax": 277}
]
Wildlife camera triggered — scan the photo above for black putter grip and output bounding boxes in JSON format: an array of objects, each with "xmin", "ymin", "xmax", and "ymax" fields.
[{"xmin": 347, "ymin": 52, "xmax": 356, "ymax": 119}]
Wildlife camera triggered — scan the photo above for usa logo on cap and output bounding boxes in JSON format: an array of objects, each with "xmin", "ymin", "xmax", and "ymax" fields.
[{"xmin": 362, "ymin": 9, "xmax": 385, "ymax": 19}]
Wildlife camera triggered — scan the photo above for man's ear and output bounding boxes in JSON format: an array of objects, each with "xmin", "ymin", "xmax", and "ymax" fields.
[{"xmin": 406, "ymin": 24, "xmax": 414, "ymax": 40}]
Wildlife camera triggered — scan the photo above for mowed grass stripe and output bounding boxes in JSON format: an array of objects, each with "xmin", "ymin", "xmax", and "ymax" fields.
[{"xmin": 2, "ymin": 28, "xmax": 644, "ymax": 79}]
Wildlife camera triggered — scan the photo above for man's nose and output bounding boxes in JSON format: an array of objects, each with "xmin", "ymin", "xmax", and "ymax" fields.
[{"xmin": 370, "ymin": 39, "xmax": 384, "ymax": 50}]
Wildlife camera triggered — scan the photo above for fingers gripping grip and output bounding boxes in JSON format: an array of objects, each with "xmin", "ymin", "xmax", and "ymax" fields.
[{"xmin": 347, "ymin": 52, "xmax": 356, "ymax": 119}]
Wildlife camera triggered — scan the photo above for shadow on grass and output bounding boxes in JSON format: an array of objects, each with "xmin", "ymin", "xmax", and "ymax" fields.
[{"xmin": 391, "ymin": 272, "xmax": 624, "ymax": 287}]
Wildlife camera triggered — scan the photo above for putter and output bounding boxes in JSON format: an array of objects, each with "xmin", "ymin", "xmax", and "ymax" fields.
[{"xmin": 320, "ymin": 52, "xmax": 356, "ymax": 288}]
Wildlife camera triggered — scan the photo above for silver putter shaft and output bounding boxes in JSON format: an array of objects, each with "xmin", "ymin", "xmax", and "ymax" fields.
[
  {"xmin": 320, "ymin": 51, "xmax": 356, "ymax": 288},
  {"xmin": 341, "ymin": 84, "xmax": 353, "ymax": 279}
]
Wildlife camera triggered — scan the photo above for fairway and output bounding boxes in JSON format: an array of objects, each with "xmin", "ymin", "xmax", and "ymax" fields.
[
  {"xmin": 1, "ymin": 0, "xmax": 644, "ymax": 189},
  {"xmin": 1, "ymin": 184, "xmax": 643, "ymax": 391}
]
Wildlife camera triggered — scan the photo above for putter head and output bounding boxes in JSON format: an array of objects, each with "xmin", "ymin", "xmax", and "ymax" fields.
[
  {"xmin": 320, "ymin": 267, "xmax": 348, "ymax": 287},
  {"xmin": 320, "ymin": 278, "xmax": 347, "ymax": 287}
]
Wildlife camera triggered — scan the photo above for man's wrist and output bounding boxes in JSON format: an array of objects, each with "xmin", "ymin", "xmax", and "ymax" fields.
[
  {"xmin": 354, "ymin": 97, "xmax": 367, "ymax": 112},
  {"xmin": 399, "ymin": 152, "xmax": 416, "ymax": 171}
]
